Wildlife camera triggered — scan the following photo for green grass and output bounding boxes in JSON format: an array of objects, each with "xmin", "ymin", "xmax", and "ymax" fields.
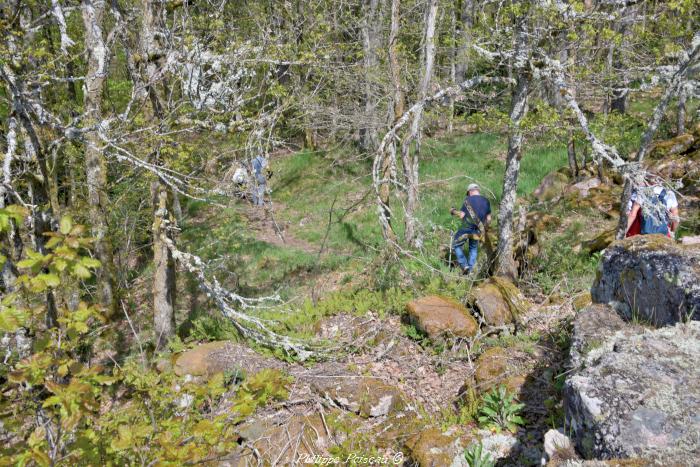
[
  {"xmin": 271, "ymin": 133, "xmax": 569, "ymax": 258},
  {"xmin": 180, "ymin": 205, "xmax": 329, "ymax": 296}
]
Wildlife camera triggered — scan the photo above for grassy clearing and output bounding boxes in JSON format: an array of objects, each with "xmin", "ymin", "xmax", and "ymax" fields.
[
  {"xmin": 179, "ymin": 129, "xmax": 610, "ymax": 341},
  {"xmin": 271, "ymin": 133, "xmax": 569, "ymax": 258}
]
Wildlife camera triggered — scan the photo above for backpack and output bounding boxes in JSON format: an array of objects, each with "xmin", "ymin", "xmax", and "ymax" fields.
[
  {"xmin": 640, "ymin": 189, "xmax": 669, "ymax": 235},
  {"xmin": 459, "ymin": 197, "xmax": 485, "ymax": 242}
]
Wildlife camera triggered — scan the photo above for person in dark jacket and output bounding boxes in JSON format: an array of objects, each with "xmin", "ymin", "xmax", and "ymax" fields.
[
  {"xmin": 251, "ymin": 154, "xmax": 268, "ymax": 206},
  {"xmin": 450, "ymin": 183, "xmax": 491, "ymax": 275}
]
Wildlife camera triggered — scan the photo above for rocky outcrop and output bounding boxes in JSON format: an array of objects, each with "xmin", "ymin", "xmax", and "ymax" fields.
[
  {"xmin": 567, "ymin": 304, "xmax": 629, "ymax": 370},
  {"xmin": 405, "ymin": 427, "xmax": 470, "ymax": 467},
  {"xmin": 405, "ymin": 296, "xmax": 478, "ymax": 339},
  {"xmin": 227, "ymin": 413, "xmax": 331, "ymax": 465},
  {"xmin": 471, "ymin": 277, "xmax": 529, "ymax": 327},
  {"xmin": 173, "ymin": 341, "xmax": 283, "ymax": 379},
  {"xmin": 591, "ymin": 235, "xmax": 700, "ymax": 326},
  {"xmin": 581, "ymin": 229, "xmax": 615, "ymax": 255},
  {"xmin": 473, "ymin": 347, "xmax": 526, "ymax": 394},
  {"xmin": 566, "ymin": 177, "xmax": 601, "ymax": 198},
  {"xmin": 534, "ymin": 171, "xmax": 570, "ymax": 202},
  {"xmin": 311, "ymin": 375, "xmax": 404, "ymax": 418},
  {"xmin": 564, "ymin": 319, "xmax": 700, "ymax": 464},
  {"xmin": 649, "ymin": 133, "xmax": 695, "ymax": 159}
]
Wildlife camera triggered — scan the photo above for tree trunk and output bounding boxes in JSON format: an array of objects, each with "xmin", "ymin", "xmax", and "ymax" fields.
[
  {"xmin": 82, "ymin": 0, "xmax": 117, "ymax": 318},
  {"xmin": 1, "ymin": 116, "xmax": 20, "ymax": 293},
  {"xmin": 495, "ymin": 18, "xmax": 529, "ymax": 280},
  {"xmin": 152, "ymin": 180, "xmax": 176, "ymax": 349},
  {"xmin": 677, "ymin": 81, "xmax": 687, "ymax": 135},
  {"xmin": 142, "ymin": 0, "xmax": 177, "ymax": 344},
  {"xmin": 455, "ymin": 0, "xmax": 473, "ymax": 84},
  {"xmin": 567, "ymin": 129, "xmax": 578, "ymax": 178},
  {"xmin": 400, "ymin": 0, "xmax": 438, "ymax": 249},
  {"xmin": 378, "ymin": 0, "xmax": 403, "ymax": 241},
  {"xmin": 359, "ymin": 0, "xmax": 381, "ymax": 152},
  {"xmin": 24, "ymin": 135, "xmax": 58, "ymax": 328}
]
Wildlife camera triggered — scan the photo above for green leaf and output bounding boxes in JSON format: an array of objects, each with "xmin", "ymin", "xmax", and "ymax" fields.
[
  {"xmin": 37, "ymin": 273, "xmax": 60, "ymax": 288},
  {"xmin": 17, "ymin": 258, "xmax": 40, "ymax": 269},
  {"xmin": 80, "ymin": 257, "xmax": 101, "ymax": 269},
  {"xmin": 59, "ymin": 215, "xmax": 73, "ymax": 235},
  {"xmin": 72, "ymin": 263, "xmax": 92, "ymax": 279},
  {"xmin": 45, "ymin": 236, "xmax": 62, "ymax": 250}
]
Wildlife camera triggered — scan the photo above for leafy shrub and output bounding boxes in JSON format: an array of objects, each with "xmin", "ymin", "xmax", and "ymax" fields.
[
  {"xmin": 463, "ymin": 442, "xmax": 495, "ymax": 467},
  {"xmin": 0, "ymin": 209, "xmax": 292, "ymax": 464},
  {"xmin": 478, "ymin": 386, "xmax": 526, "ymax": 433}
]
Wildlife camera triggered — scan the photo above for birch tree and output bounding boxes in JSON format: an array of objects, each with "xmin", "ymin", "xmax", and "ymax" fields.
[
  {"xmin": 400, "ymin": 0, "xmax": 438, "ymax": 249},
  {"xmin": 495, "ymin": 14, "xmax": 530, "ymax": 280},
  {"xmin": 82, "ymin": 0, "xmax": 118, "ymax": 318}
]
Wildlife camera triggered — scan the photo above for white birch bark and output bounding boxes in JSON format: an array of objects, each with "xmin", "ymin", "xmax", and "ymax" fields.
[
  {"xmin": 400, "ymin": 0, "xmax": 438, "ymax": 249},
  {"xmin": 360, "ymin": 0, "xmax": 382, "ymax": 152},
  {"xmin": 82, "ymin": 0, "xmax": 117, "ymax": 317},
  {"xmin": 495, "ymin": 17, "xmax": 530, "ymax": 280}
]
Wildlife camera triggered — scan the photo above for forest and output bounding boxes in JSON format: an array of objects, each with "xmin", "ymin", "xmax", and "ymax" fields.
[{"xmin": 1, "ymin": 0, "xmax": 699, "ymax": 465}]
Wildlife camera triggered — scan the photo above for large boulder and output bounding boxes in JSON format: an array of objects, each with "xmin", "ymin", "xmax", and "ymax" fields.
[
  {"xmin": 311, "ymin": 375, "xmax": 404, "ymax": 418},
  {"xmin": 404, "ymin": 427, "xmax": 470, "ymax": 467},
  {"xmin": 649, "ymin": 133, "xmax": 695, "ymax": 159},
  {"xmin": 567, "ymin": 304, "xmax": 629, "ymax": 371},
  {"xmin": 564, "ymin": 319, "xmax": 700, "ymax": 463},
  {"xmin": 472, "ymin": 277, "xmax": 529, "ymax": 326},
  {"xmin": 473, "ymin": 347, "xmax": 527, "ymax": 394},
  {"xmin": 591, "ymin": 235, "xmax": 700, "ymax": 326},
  {"xmin": 173, "ymin": 341, "xmax": 283, "ymax": 379},
  {"xmin": 534, "ymin": 171, "xmax": 570, "ymax": 202},
  {"xmin": 405, "ymin": 296, "xmax": 478, "ymax": 339},
  {"xmin": 565, "ymin": 177, "xmax": 601, "ymax": 198},
  {"xmin": 581, "ymin": 229, "xmax": 615, "ymax": 255},
  {"xmin": 228, "ymin": 413, "xmax": 330, "ymax": 465}
]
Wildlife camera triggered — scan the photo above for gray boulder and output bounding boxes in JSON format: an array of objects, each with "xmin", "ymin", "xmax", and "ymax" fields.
[
  {"xmin": 564, "ymin": 313, "xmax": 700, "ymax": 464},
  {"xmin": 591, "ymin": 235, "xmax": 700, "ymax": 326}
]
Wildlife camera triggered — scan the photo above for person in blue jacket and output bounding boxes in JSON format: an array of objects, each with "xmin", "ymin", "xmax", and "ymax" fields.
[
  {"xmin": 450, "ymin": 183, "xmax": 491, "ymax": 275},
  {"xmin": 251, "ymin": 154, "xmax": 268, "ymax": 206}
]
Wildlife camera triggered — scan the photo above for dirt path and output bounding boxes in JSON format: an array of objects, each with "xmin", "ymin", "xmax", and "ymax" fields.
[{"xmin": 243, "ymin": 202, "xmax": 319, "ymax": 255}]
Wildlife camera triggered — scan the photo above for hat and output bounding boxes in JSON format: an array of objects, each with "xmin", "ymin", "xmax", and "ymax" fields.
[{"xmin": 467, "ymin": 183, "xmax": 480, "ymax": 192}]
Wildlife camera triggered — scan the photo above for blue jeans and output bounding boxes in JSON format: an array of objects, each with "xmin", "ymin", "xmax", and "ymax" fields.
[
  {"xmin": 252, "ymin": 182, "xmax": 266, "ymax": 206},
  {"xmin": 454, "ymin": 238, "xmax": 479, "ymax": 271}
]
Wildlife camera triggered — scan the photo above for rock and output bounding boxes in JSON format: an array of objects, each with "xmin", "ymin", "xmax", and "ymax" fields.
[
  {"xmin": 472, "ymin": 277, "xmax": 529, "ymax": 327},
  {"xmin": 472, "ymin": 283, "xmax": 513, "ymax": 326},
  {"xmin": 405, "ymin": 296, "xmax": 478, "ymax": 339},
  {"xmin": 591, "ymin": 235, "xmax": 700, "ymax": 326},
  {"xmin": 566, "ymin": 177, "xmax": 601, "ymax": 198},
  {"xmin": 526, "ymin": 211, "xmax": 561, "ymax": 234},
  {"xmin": 573, "ymin": 292, "xmax": 592, "ymax": 312},
  {"xmin": 543, "ymin": 429, "xmax": 577, "ymax": 465},
  {"xmin": 230, "ymin": 413, "xmax": 330, "ymax": 465},
  {"xmin": 568, "ymin": 305, "xmax": 629, "ymax": 370},
  {"xmin": 534, "ymin": 171, "xmax": 570, "ymax": 202},
  {"xmin": 564, "ymin": 321, "xmax": 700, "ymax": 463},
  {"xmin": 173, "ymin": 341, "xmax": 283, "ymax": 379},
  {"xmin": 681, "ymin": 235, "xmax": 700, "ymax": 245},
  {"xmin": 311, "ymin": 376, "xmax": 404, "ymax": 418},
  {"xmin": 474, "ymin": 347, "xmax": 525, "ymax": 394},
  {"xmin": 581, "ymin": 228, "xmax": 615, "ymax": 255},
  {"xmin": 405, "ymin": 427, "xmax": 470, "ymax": 467},
  {"xmin": 475, "ymin": 429, "xmax": 519, "ymax": 461},
  {"xmin": 649, "ymin": 133, "xmax": 695, "ymax": 159}
]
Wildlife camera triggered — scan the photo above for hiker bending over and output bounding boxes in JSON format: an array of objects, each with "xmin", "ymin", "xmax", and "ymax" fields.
[
  {"xmin": 251, "ymin": 154, "xmax": 269, "ymax": 206},
  {"xmin": 625, "ymin": 182, "xmax": 680, "ymax": 238},
  {"xmin": 450, "ymin": 183, "xmax": 491, "ymax": 275}
]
